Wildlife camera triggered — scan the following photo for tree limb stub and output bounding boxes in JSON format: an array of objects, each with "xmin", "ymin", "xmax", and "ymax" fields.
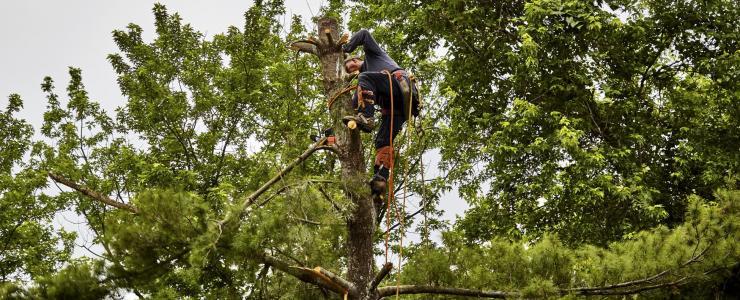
[
  {"xmin": 313, "ymin": 266, "xmax": 357, "ymax": 296},
  {"xmin": 324, "ymin": 29, "xmax": 334, "ymax": 47},
  {"xmin": 370, "ymin": 262, "xmax": 393, "ymax": 291},
  {"xmin": 377, "ymin": 285, "xmax": 516, "ymax": 298},
  {"xmin": 48, "ymin": 172, "xmax": 139, "ymax": 214},
  {"xmin": 290, "ymin": 40, "xmax": 318, "ymax": 55}
]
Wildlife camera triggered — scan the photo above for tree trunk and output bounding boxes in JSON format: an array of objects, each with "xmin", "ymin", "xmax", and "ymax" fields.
[{"xmin": 315, "ymin": 18, "xmax": 377, "ymax": 300}]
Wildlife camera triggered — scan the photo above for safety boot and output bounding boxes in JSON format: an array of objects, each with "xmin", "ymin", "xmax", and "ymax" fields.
[{"xmin": 369, "ymin": 174, "xmax": 387, "ymax": 196}]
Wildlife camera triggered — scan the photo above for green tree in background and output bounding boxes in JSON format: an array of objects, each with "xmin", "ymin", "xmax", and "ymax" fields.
[
  {"xmin": 350, "ymin": 0, "xmax": 739, "ymax": 245},
  {"xmin": 1, "ymin": 0, "xmax": 738, "ymax": 299},
  {"xmin": 0, "ymin": 94, "xmax": 75, "ymax": 288}
]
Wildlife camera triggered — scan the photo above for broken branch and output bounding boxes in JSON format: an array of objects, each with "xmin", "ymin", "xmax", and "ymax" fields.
[
  {"xmin": 370, "ymin": 262, "xmax": 393, "ymax": 291},
  {"xmin": 313, "ymin": 267, "xmax": 356, "ymax": 296},
  {"xmin": 255, "ymin": 251, "xmax": 346, "ymax": 294}
]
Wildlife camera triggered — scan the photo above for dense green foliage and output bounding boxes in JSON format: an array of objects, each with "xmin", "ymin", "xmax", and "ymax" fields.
[
  {"xmin": 351, "ymin": 0, "xmax": 739, "ymax": 245},
  {"xmin": 0, "ymin": 0, "xmax": 738, "ymax": 298},
  {"xmin": 0, "ymin": 95, "xmax": 75, "ymax": 284}
]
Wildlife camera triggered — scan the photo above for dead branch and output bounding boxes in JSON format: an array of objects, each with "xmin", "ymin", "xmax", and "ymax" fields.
[{"xmin": 48, "ymin": 172, "xmax": 139, "ymax": 213}]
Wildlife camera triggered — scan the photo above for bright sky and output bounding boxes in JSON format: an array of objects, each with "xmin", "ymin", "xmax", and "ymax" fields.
[{"xmin": 0, "ymin": 0, "xmax": 320, "ymax": 125}]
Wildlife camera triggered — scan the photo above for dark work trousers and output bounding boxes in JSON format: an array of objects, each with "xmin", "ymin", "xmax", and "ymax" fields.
[{"xmin": 350, "ymin": 71, "xmax": 408, "ymax": 149}]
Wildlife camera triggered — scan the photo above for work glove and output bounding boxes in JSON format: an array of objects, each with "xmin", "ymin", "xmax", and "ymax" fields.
[{"xmin": 338, "ymin": 32, "xmax": 349, "ymax": 45}]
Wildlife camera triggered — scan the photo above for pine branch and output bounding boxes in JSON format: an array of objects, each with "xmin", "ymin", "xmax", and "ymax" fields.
[
  {"xmin": 48, "ymin": 172, "xmax": 139, "ymax": 213},
  {"xmin": 572, "ymin": 276, "xmax": 690, "ymax": 296},
  {"xmin": 376, "ymin": 246, "xmax": 712, "ymax": 299},
  {"xmin": 567, "ymin": 244, "xmax": 712, "ymax": 293}
]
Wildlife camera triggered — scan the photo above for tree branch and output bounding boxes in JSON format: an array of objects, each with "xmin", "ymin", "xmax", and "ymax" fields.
[
  {"xmin": 223, "ymin": 138, "xmax": 331, "ymax": 224},
  {"xmin": 254, "ymin": 251, "xmax": 354, "ymax": 296},
  {"xmin": 572, "ymin": 276, "xmax": 690, "ymax": 296},
  {"xmin": 567, "ymin": 244, "xmax": 711, "ymax": 293},
  {"xmin": 48, "ymin": 172, "xmax": 139, "ymax": 213},
  {"xmin": 377, "ymin": 285, "xmax": 516, "ymax": 298},
  {"xmin": 370, "ymin": 262, "xmax": 393, "ymax": 291},
  {"xmin": 313, "ymin": 266, "xmax": 356, "ymax": 296}
]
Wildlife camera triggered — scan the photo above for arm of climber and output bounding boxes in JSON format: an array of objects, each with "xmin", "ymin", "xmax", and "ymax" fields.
[{"xmin": 342, "ymin": 29, "xmax": 383, "ymax": 56}]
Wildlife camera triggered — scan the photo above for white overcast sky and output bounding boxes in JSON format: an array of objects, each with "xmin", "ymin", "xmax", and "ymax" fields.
[
  {"xmin": 0, "ymin": 1, "xmax": 467, "ymax": 258},
  {"xmin": 0, "ymin": 0, "xmax": 324, "ymax": 125}
]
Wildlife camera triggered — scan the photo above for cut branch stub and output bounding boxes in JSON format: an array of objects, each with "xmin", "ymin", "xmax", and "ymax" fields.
[
  {"xmin": 290, "ymin": 40, "xmax": 318, "ymax": 55},
  {"xmin": 369, "ymin": 262, "xmax": 393, "ymax": 291}
]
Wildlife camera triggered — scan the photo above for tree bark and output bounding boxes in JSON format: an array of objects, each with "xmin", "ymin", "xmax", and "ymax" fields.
[{"xmin": 313, "ymin": 17, "xmax": 377, "ymax": 299}]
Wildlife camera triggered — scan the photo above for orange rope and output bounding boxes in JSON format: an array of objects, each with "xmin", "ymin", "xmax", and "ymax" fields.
[
  {"xmin": 383, "ymin": 70, "xmax": 395, "ymax": 265},
  {"xmin": 395, "ymin": 74, "xmax": 416, "ymax": 298}
]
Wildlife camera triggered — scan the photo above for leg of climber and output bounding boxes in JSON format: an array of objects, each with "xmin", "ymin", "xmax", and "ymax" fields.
[
  {"xmin": 342, "ymin": 70, "xmax": 407, "ymax": 195},
  {"xmin": 368, "ymin": 72, "xmax": 407, "ymax": 196},
  {"xmin": 369, "ymin": 113, "xmax": 406, "ymax": 195}
]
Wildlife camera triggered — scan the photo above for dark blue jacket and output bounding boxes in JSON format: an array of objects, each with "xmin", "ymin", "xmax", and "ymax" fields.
[{"xmin": 343, "ymin": 30, "xmax": 401, "ymax": 73}]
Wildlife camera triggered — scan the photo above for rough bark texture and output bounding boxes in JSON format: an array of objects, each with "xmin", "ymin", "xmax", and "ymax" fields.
[{"xmin": 314, "ymin": 18, "xmax": 377, "ymax": 300}]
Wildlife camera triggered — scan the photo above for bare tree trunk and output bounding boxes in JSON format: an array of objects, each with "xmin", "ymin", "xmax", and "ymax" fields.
[{"xmin": 314, "ymin": 18, "xmax": 376, "ymax": 300}]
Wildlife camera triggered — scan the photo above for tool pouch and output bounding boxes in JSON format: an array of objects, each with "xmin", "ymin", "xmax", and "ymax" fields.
[{"xmin": 394, "ymin": 71, "xmax": 420, "ymax": 119}]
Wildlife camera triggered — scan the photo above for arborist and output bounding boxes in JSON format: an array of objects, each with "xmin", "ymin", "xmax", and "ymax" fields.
[{"xmin": 340, "ymin": 29, "xmax": 419, "ymax": 196}]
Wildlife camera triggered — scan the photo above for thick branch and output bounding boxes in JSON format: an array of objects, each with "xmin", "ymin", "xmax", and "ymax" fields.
[
  {"xmin": 313, "ymin": 267, "xmax": 357, "ymax": 296},
  {"xmin": 255, "ymin": 251, "xmax": 345, "ymax": 294},
  {"xmin": 370, "ymin": 263, "xmax": 393, "ymax": 291},
  {"xmin": 377, "ymin": 285, "xmax": 516, "ymax": 298},
  {"xmin": 48, "ymin": 172, "xmax": 139, "ymax": 213}
]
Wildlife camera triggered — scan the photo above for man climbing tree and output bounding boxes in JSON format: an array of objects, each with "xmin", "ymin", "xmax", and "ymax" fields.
[{"xmin": 340, "ymin": 29, "xmax": 419, "ymax": 197}]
